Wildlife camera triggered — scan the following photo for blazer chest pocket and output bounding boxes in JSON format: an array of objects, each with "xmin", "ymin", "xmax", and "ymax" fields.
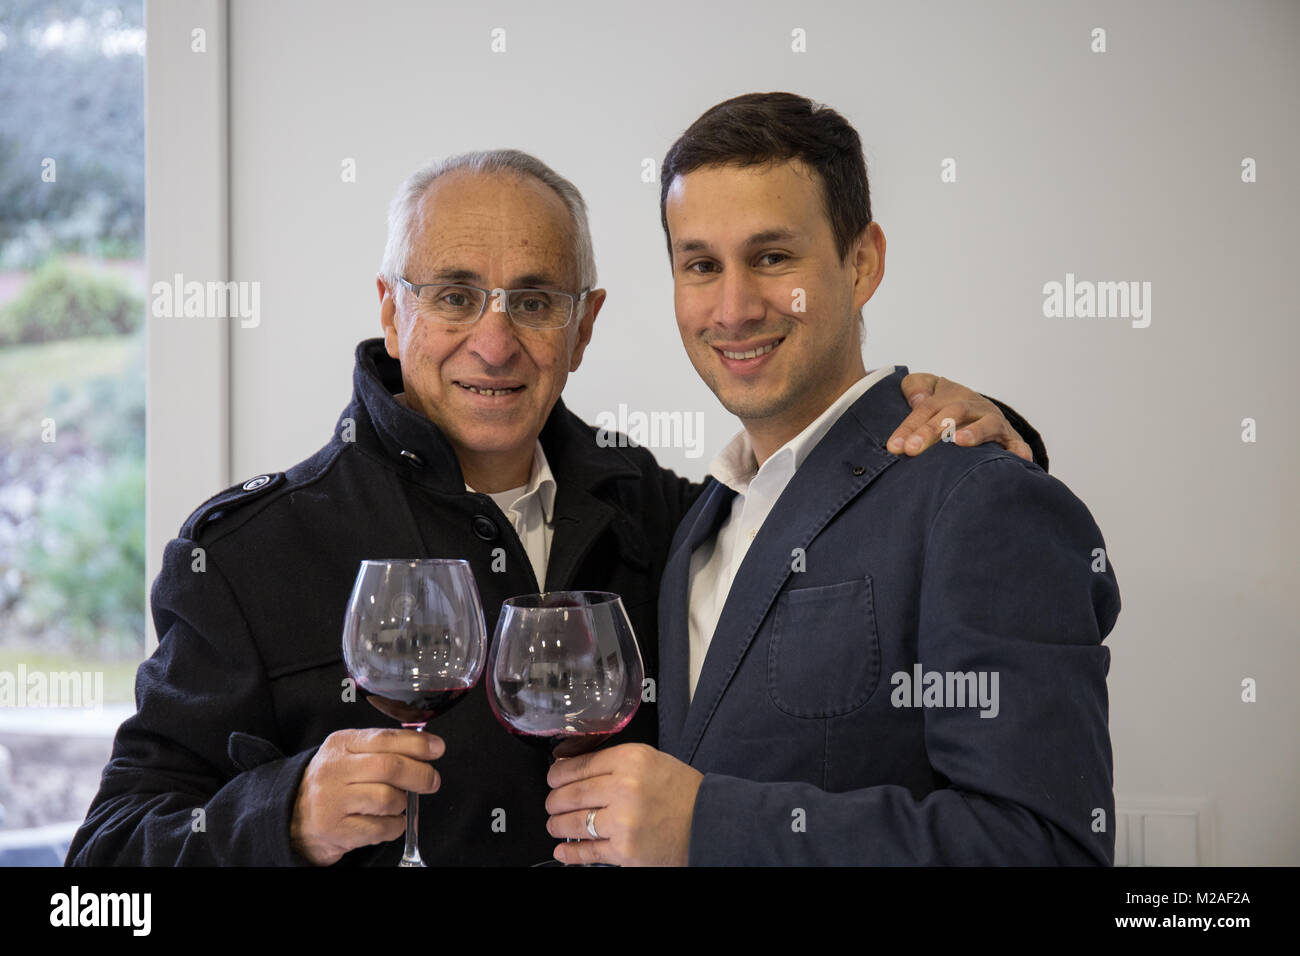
[{"xmin": 767, "ymin": 577, "xmax": 881, "ymax": 718}]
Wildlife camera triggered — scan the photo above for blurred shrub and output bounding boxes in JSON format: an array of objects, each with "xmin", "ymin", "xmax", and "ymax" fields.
[
  {"xmin": 20, "ymin": 456, "xmax": 146, "ymax": 655},
  {"xmin": 0, "ymin": 259, "xmax": 144, "ymax": 346},
  {"xmin": 13, "ymin": 333, "xmax": 146, "ymax": 656},
  {"xmin": 48, "ymin": 335, "xmax": 146, "ymax": 460}
]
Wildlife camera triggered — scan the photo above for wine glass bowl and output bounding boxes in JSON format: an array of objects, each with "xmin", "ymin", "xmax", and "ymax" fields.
[{"xmin": 487, "ymin": 591, "xmax": 643, "ymax": 757}]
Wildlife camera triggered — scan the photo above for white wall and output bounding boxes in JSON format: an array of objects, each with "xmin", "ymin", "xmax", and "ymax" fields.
[
  {"xmin": 148, "ymin": 0, "xmax": 1300, "ymax": 864},
  {"xmin": 144, "ymin": 0, "xmax": 228, "ymax": 646}
]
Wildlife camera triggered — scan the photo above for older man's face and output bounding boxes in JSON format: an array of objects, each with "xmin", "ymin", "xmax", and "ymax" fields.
[{"xmin": 380, "ymin": 169, "xmax": 602, "ymax": 477}]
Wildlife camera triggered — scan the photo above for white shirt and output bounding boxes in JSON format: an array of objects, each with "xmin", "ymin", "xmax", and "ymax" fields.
[
  {"xmin": 467, "ymin": 441, "xmax": 557, "ymax": 590},
  {"xmin": 687, "ymin": 367, "xmax": 896, "ymax": 700}
]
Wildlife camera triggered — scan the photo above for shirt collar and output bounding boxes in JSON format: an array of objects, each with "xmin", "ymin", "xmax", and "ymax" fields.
[
  {"xmin": 522, "ymin": 441, "xmax": 558, "ymax": 523},
  {"xmin": 464, "ymin": 441, "xmax": 557, "ymax": 524},
  {"xmin": 708, "ymin": 367, "xmax": 896, "ymax": 493}
]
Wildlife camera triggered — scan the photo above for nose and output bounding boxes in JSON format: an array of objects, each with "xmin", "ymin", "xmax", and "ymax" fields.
[
  {"xmin": 464, "ymin": 296, "xmax": 521, "ymax": 368},
  {"xmin": 717, "ymin": 267, "xmax": 767, "ymax": 330}
]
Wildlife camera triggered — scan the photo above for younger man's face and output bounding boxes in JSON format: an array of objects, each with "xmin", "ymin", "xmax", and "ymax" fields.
[{"xmin": 664, "ymin": 159, "xmax": 883, "ymax": 435}]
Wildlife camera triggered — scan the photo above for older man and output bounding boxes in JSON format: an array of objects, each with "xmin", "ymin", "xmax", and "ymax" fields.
[
  {"xmin": 68, "ymin": 148, "xmax": 1042, "ymax": 866},
  {"xmin": 546, "ymin": 94, "xmax": 1118, "ymax": 866}
]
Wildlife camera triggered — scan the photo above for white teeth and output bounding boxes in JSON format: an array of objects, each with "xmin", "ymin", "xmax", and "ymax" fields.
[
  {"xmin": 722, "ymin": 341, "xmax": 780, "ymax": 360},
  {"xmin": 457, "ymin": 382, "xmax": 520, "ymax": 397}
]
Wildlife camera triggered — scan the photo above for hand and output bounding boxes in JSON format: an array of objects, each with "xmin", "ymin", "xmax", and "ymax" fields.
[
  {"xmin": 888, "ymin": 373, "xmax": 1032, "ymax": 462},
  {"xmin": 289, "ymin": 727, "xmax": 442, "ymax": 866},
  {"xmin": 545, "ymin": 743, "xmax": 703, "ymax": 866}
]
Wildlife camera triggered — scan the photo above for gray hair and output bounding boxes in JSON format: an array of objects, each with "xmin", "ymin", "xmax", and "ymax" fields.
[{"xmin": 380, "ymin": 149, "xmax": 597, "ymax": 293}]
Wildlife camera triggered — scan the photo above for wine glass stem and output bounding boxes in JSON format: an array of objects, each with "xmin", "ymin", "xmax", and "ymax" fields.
[
  {"xmin": 400, "ymin": 722, "xmax": 426, "ymax": 867},
  {"xmin": 400, "ymin": 789, "xmax": 423, "ymax": 867}
]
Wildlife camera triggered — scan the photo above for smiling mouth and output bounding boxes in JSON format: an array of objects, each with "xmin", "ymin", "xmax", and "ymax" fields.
[
  {"xmin": 718, "ymin": 338, "xmax": 785, "ymax": 360},
  {"xmin": 454, "ymin": 381, "xmax": 525, "ymax": 397}
]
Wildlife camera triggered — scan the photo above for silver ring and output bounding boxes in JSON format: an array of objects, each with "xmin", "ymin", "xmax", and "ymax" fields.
[{"xmin": 585, "ymin": 808, "xmax": 601, "ymax": 840}]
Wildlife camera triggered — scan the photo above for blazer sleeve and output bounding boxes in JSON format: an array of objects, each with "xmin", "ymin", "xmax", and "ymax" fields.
[
  {"xmin": 65, "ymin": 538, "xmax": 317, "ymax": 866},
  {"xmin": 686, "ymin": 456, "xmax": 1119, "ymax": 865}
]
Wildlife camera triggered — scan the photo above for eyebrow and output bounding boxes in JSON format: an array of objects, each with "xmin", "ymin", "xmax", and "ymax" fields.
[
  {"xmin": 672, "ymin": 228, "xmax": 804, "ymax": 255},
  {"xmin": 420, "ymin": 268, "xmax": 570, "ymax": 289}
]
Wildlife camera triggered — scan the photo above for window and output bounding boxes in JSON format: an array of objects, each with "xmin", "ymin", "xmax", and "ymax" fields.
[{"xmin": 0, "ymin": 0, "xmax": 145, "ymax": 865}]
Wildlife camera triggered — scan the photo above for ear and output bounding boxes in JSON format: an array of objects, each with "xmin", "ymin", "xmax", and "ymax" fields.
[
  {"xmin": 568, "ymin": 288, "xmax": 606, "ymax": 373},
  {"xmin": 851, "ymin": 222, "xmax": 886, "ymax": 312},
  {"xmin": 377, "ymin": 275, "xmax": 401, "ymax": 359}
]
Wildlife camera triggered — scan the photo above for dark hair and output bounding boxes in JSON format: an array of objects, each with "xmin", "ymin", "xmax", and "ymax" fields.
[{"xmin": 659, "ymin": 92, "xmax": 872, "ymax": 263}]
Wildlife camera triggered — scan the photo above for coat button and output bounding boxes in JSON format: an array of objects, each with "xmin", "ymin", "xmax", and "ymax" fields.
[
  {"xmin": 400, "ymin": 450, "xmax": 424, "ymax": 467},
  {"xmin": 472, "ymin": 515, "xmax": 499, "ymax": 540},
  {"xmin": 852, "ymin": 465, "xmax": 865, "ymax": 476}
]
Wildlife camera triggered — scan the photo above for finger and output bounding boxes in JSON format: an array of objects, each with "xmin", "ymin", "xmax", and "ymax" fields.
[
  {"xmin": 337, "ymin": 812, "xmax": 408, "ymax": 850},
  {"xmin": 548, "ymin": 741, "xmax": 644, "ymax": 787},
  {"xmin": 349, "ymin": 751, "xmax": 441, "ymax": 793},
  {"xmin": 953, "ymin": 413, "xmax": 1024, "ymax": 454},
  {"xmin": 890, "ymin": 391, "xmax": 965, "ymax": 453},
  {"xmin": 898, "ymin": 415, "xmax": 953, "ymax": 456},
  {"xmin": 545, "ymin": 776, "xmax": 610, "ymax": 816},
  {"xmin": 899, "ymin": 372, "xmax": 939, "ymax": 409},
  {"xmin": 554, "ymin": 838, "xmax": 610, "ymax": 866},
  {"xmin": 951, "ymin": 414, "xmax": 1008, "ymax": 447},
  {"xmin": 341, "ymin": 781, "xmax": 421, "ymax": 817},
  {"xmin": 887, "ymin": 400, "xmax": 943, "ymax": 454},
  {"xmin": 547, "ymin": 808, "xmax": 605, "ymax": 842},
  {"xmin": 545, "ymin": 748, "xmax": 610, "ymax": 788},
  {"xmin": 343, "ymin": 727, "xmax": 445, "ymax": 761},
  {"xmin": 906, "ymin": 398, "xmax": 1003, "ymax": 455},
  {"xmin": 889, "ymin": 383, "xmax": 972, "ymax": 455},
  {"xmin": 1008, "ymin": 439, "xmax": 1034, "ymax": 463}
]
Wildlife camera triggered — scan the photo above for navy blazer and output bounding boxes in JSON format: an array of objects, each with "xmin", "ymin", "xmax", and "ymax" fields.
[{"xmin": 658, "ymin": 367, "xmax": 1120, "ymax": 865}]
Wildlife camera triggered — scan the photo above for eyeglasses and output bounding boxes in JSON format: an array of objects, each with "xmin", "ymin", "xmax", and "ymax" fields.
[{"xmin": 397, "ymin": 277, "xmax": 589, "ymax": 330}]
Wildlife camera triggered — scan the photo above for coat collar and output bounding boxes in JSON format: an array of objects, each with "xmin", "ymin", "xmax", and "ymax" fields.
[
  {"xmin": 348, "ymin": 337, "xmax": 641, "ymax": 495},
  {"xmin": 660, "ymin": 366, "xmax": 912, "ymax": 760},
  {"xmin": 346, "ymin": 339, "xmax": 648, "ymax": 576}
]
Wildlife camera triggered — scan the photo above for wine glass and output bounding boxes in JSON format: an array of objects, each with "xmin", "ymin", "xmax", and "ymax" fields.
[
  {"xmin": 486, "ymin": 591, "xmax": 644, "ymax": 757},
  {"xmin": 341, "ymin": 559, "xmax": 487, "ymax": 868},
  {"xmin": 487, "ymin": 591, "xmax": 643, "ymax": 866}
]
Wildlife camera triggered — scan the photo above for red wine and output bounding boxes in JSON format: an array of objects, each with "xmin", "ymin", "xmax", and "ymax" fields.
[
  {"xmin": 361, "ymin": 682, "xmax": 470, "ymax": 726},
  {"xmin": 505, "ymin": 727, "xmax": 617, "ymax": 758}
]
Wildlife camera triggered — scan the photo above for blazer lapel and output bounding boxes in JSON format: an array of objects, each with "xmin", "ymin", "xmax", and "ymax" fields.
[
  {"xmin": 676, "ymin": 374, "xmax": 910, "ymax": 763},
  {"xmin": 658, "ymin": 480, "xmax": 736, "ymax": 756}
]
